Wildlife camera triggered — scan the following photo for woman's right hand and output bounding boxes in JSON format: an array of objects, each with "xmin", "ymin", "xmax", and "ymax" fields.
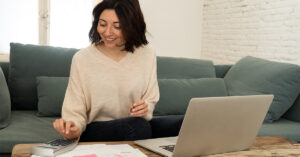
[{"xmin": 53, "ymin": 119, "xmax": 81, "ymax": 140}]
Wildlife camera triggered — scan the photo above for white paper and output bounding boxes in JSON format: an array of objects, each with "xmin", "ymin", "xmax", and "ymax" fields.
[{"xmin": 31, "ymin": 144, "xmax": 147, "ymax": 157}]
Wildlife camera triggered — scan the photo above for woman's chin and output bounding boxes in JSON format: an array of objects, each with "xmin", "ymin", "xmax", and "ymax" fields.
[{"xmin": 103, "ymin": 42, "xmax": 117, "ymax": 48}]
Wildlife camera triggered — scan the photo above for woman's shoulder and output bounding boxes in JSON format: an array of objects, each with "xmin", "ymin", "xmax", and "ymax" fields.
[
  {"xmin": 134, "ymin": 44, "xmax": 156, "ymax": 58},
  {"xmin": 72, "ymin": 45, "xmax": 95, "ymax": 62}
]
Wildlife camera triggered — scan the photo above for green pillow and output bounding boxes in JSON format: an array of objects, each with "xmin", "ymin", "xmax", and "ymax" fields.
[
  {"xmin": 0, "ymin": 67, "xmax": 11, "ymax": 129},
  {"xmin": 153, "ymin": 78, "xmax": 228, "ymax": 116},
  {"xmin": 283, "ymin": 95, "xmax": 300, "ymax": 122},
  {"xmin": 224, "ymin": 56, "xmax": 300, "ymax": 123},
  {"xmin": 36, "ymin": 76, "xmax": 69, "ymax": 117},
  {"xmin": 157, "ymin": 57, "xmax": 216, "ymax": 79}
]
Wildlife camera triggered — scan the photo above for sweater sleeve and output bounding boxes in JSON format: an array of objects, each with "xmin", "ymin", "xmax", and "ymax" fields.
[
  {"xmin": 142, "ymin": 52, "xmax": 160, "ymax": 120},
  {"xmin": 62, "ymin": 54, "xmax": 87, "ymax": 134}
]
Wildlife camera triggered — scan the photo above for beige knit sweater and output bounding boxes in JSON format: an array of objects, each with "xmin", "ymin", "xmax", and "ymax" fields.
[{"xmin": 62, "ymin": 44, "xmax": 160, "ymax": 133}]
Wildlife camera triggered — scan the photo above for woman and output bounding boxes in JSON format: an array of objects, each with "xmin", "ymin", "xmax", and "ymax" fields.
[{"xmin": 53, "ymin": 0, "xmax": 159, "ymax": 142}]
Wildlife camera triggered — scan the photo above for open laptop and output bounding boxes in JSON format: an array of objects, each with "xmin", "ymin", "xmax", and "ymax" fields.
[{"xmin": 134, "ymin": 95, "xmax": 274, "ymax": 157}]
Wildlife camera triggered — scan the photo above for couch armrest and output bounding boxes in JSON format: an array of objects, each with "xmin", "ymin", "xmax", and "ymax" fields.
[{"xmin": 0, "ymin": 66, "xmax": 11, "ymax": 129}]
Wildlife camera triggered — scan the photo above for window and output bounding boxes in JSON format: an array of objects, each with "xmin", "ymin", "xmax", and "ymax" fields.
[
  {"xmin": 0, "ymin": 0, "xmax": 94, "ymax": 54},
  {"xmin": 0, "ymin": 0, "xmax": 38, "ymax": 53},
  {"xmin": 49, "ymin": 0, "xmax": 93, "ymax": 49}
]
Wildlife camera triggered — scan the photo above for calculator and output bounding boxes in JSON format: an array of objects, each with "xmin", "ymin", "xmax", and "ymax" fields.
[{"xmin": 31, "ymin": 139, "xmax": 78, "ymax": 157}]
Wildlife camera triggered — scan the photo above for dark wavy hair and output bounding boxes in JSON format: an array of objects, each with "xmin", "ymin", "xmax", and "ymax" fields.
[{"xmin": 89, "ymin": 0, "xmax": 148, "ymax": 53}]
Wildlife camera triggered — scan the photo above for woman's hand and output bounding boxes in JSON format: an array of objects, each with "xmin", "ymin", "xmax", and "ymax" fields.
[
  {"xmin": 53, "ymin": 119, "xmax": 81, "ymax": 140},
  {"xmin": 130, "ymin": 99, "xmax": 148, "ymax": 117}
]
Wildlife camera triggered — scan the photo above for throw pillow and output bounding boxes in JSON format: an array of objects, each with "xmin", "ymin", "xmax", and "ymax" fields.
[
  {"xmin": 224, "ymin": 56, "xmax": 300, "ymax": 123},
  {"xmin": 0, "ymin": 67, "xmax": 11, "ymax": 128},
  {"xmin": 153, "ymin": 78, "xmax": 228, "ymax": 116},
  {"xmin": 36, "ymin": 76, "xmax": 69, "ymax": 117}
]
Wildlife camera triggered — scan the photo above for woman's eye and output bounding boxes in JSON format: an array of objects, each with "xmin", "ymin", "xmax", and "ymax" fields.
[
  {"xmin": 99, "ymin": 24, "xmax": 106, "ymax": 27},
  {"xmin": 114, "ymin": 26, "xmax": 121, "ymax": 29}
]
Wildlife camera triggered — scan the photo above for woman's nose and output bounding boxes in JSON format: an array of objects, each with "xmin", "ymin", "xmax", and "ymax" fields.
[{"xmin": 104, "ymin": 26, "xmax": 113, "ymax": 35}]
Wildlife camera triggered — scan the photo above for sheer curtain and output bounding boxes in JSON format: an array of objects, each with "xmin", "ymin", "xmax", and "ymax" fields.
[
  {"xmin": 49, "ymin": 0, "xmax": 93, "ymax": 49},
  {"xmin": 0, "ymin": 0, "xmax": 38, "ymax": 53}
]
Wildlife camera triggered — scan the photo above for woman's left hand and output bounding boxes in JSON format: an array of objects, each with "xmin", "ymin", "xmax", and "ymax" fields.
[{"xmin": 130, "ymin": 99, "xmax": 148, "ymax": 117}]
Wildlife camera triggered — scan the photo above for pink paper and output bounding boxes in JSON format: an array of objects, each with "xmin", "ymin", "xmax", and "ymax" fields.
[{"xmin": 73, "ymin": 154, "xmax": 97, "ymax": 157}]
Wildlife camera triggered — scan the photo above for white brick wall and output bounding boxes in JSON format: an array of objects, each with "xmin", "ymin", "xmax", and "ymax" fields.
[{"xmin": 201, "ymin": 0, "xmax": 300, "ymax": 65}]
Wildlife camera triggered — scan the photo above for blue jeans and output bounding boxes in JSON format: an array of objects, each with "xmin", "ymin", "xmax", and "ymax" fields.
[
  {"xmin": 150, "ymin": 115, "xmax": 184, "ymax": 138},
  {"xmin": 79, "ymin": 115, "xmax": 185, "ymax": 142},
  {"xmin": 80, "ymin": 117, "xmax": 152, "ymax": 142}
]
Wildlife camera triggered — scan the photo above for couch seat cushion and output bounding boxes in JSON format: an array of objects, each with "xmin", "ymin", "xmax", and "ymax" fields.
[
  {"xmin": 0, "ymin": 111, "xmax": 60, "ymax": 153},
  {"xmin": 258, "ymin": 118, "xmax": 300, "ymax": 142}
]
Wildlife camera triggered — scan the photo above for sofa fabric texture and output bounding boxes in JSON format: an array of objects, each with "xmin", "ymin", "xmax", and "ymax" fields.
[
  {"xmin": 224, "ymin": 56, "xmax": 300, "ymax": 123},
  {"xmin": 258, "ymin": 118, "xmax": 300, "ymax": 141},
  {"xmin": 0, "ymin": 67, "xmax": 11, "ymax": 129},
  {"xmin": 36, "ymin": 76, "xmax": 69, "ymax": 117},
  {"xmin": 8, "ymin": 43, "xmax": 78, "ymax": 110},
  {"xmin": 35, "ymin": 79, "xmax": 227, "ymax": 117},
  {"xmin": 157, "ymin": 57, "xmax": 216, "ymax": 79},
  {"xmin": 0, "ymin": 111, "xmax": 59, "ymax": 153},
  {"xmin": 154, "ymin": 78, "xmax": 228, "ymax": 116},
  {"xmin": 283, "ymin": 96, "xmax": 300, "ymax": 122}
]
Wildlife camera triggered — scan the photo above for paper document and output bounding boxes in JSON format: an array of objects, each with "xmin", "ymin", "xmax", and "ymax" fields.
[{"xmin": 31, "ymin": 144, "xmax": 147, "ymax": 157}]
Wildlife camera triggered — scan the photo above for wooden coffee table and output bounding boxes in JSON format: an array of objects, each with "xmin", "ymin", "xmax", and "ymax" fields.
[{"xmin": 12, "ymin": 136, "xmax": 300, "ymax": 157}]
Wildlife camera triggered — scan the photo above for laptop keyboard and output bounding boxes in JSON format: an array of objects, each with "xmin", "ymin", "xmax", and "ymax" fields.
[{"xmin": 160, "ymin": 145, "xmax": 175, "ymax": 152}]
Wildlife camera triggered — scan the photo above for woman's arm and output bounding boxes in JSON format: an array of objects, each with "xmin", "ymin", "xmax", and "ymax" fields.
[
  {"xmin": 54, "ymin": 54, "xmax": 88, "ymax": 139},
  {"xmin": 140, "ymin": 52, "xmax": 160, "ymax": 120}
]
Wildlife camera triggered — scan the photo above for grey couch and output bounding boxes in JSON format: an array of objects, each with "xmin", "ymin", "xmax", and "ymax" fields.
[{"xmin": 0, "ymin": 43, "xmax": 300, "ymax": 157}]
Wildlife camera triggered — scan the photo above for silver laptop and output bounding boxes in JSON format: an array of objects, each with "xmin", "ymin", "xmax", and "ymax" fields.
[{"xmin": 135, "ymin": 95, "xmax": 274, "ymax": 157}]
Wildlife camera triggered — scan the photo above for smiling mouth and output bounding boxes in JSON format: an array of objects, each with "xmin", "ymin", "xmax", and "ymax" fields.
[{"xmin": 104, "ymin": 38, "xmax": 116, "ymax": 42}]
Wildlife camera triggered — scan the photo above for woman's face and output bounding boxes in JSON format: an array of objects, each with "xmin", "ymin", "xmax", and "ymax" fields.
[{"xmin": 97, "ymin": 9, "xmax": 124, "ymax": 49}]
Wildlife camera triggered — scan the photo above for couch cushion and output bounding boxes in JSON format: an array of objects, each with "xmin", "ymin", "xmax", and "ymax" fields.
[
  {"xmin": 214, "ymin": 65, "xmax": 232, "ymax": 78},
  {"xmin": 0, "ymin": 111, "xmax": 60, "ymax": 153},
  {"xmin": 36, "ymin": 76, "xmax": 69, "ymax": 117},
  {"xmin": 258, "ymin": 118, "xmax": 300, "ymax": 142},
  {"xmin": 283, "ymin": 95, "xmax": 300, "ymax": 122},
  {"xmin": 0, "ymin": 67, "xmax": 11, "ymax": 129},
  {"xmin": 33, "ymin": 77, "xmax": 229, "ymax": 117},
  {"xmin": 153, "ymin": 78, "xmax": 228, "ymax": 116},
  {"xmin": 157, "ymin": 56, "xmax": 216, "ymax": 79},
  {"xmin": 224, "ymin": 56, "xmax": 300, "ymax": 123},
  {"xmin": 8, "ymin": 43, "xmax": 78, "ymax": 110}
]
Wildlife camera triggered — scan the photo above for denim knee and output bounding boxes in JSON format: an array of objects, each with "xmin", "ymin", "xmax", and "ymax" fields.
[{"xmin": 124, "ymin": 117, "xmax": 152, "ymax": 140}]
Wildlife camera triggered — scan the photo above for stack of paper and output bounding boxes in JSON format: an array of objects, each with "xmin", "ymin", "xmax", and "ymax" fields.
[{"xmin": 31, "ymin": 144, "xmax": 147, "ymax": 157}]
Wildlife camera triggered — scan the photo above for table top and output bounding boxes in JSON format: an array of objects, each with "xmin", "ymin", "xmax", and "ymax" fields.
[{"xmin": 12, "ymin": 136, "xmax": 300, "ymax": 157}]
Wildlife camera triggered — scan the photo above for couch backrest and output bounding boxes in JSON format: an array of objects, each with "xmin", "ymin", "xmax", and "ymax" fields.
[
  {"xmin": 9, "ymin": 43, "xmax": 78, "ymax": 110},
  {"xmin": 6, "ymin": 43, "xmax": 299, "ymax": 120},
  {"xmin": 157, "ymin": 56, "xmax": 216, "ymax": 79}
]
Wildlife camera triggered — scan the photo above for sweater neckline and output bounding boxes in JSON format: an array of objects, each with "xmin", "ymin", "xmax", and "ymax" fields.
[{"xmin": 92, "ymin": 44, "xmax": 133, "ymax": 65}]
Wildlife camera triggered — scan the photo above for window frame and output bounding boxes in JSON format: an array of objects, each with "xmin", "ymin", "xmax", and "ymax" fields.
[{"xmin": 38, "ymin": 0, "xmax": 50, "ymax": 45}]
